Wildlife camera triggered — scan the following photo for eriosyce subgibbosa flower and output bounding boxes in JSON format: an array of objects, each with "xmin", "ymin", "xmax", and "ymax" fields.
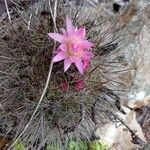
[{"xmin": 48, "ymin": 17, "xmax": 94, "ymax": 74}]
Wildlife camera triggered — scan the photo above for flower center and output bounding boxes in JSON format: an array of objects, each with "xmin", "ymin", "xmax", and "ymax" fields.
[{"xmin": 66, "ymin": 41, "xmax": 82, "ymax": 57}]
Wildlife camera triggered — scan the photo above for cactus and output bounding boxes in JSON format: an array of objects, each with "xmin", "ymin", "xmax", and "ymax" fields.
[{"xmin": 2, "ymin": 0, "xmax": 147, "ymax": 149}]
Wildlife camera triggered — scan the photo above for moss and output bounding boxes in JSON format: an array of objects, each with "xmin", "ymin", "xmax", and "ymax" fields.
[{"xmin": 14, "ymin": 141, "xmax": 25, "ymax": 150}]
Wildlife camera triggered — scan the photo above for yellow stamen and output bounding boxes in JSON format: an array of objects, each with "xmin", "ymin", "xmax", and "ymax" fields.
[{"xmin": 66, "ymin": 41, "xmax": 82, "ymax": 57}]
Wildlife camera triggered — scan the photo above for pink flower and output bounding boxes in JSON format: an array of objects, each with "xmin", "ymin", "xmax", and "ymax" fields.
[
  {"xmin": 48, "ymin": 17, "xmax": 94, "ymax": 74},
  {"xmin": 59, "ymin": 82, "xmax": 69, "ymax": 92},
  {"xmin": 83, "ymin": 59, "xmax": 90, "ymax": 71},
  {"xmin": 74, "ymin": 80, "xmax": 85, "ymax": 91}
]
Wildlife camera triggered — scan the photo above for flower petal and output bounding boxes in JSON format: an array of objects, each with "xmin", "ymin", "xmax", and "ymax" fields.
[
  {"xmin": 60, "ymin": 28, "xmax": 67, "ymax": 36},
  {"xmin": 58, "ymin": 44, "xmax": 67, "ymax": 52},
  {"xmin": 53, "ymin": 52, "xmax": 66, "ymax": 62},
  {"xmin": 83, "ymin": 59, "xmax": 90, "ymax": 71},
  {"xmin": 76, "ymin": 27, "xmax": 86, "ymax": 39},
  {"xmin": 66, "ymin": 17, "xmax": 74, "ymax": 34},
  {"xmin": 69, "ymin": 55, "xmax": 77, "ymax": 62},
  {"xmin": 75, "ymin": 58, "xmax": 84, "ymax": 74},
  {"xmin": 83, "ymin": 51, "xmax": 94, "ymax": 59},
  {"xmin": 48, "ymin": 33, "xmax": 65, "ymax": 43},
  {"xmin": 81, "ymin": 40, "xmax": 94, "ymax": 49},
  {"xmin": 64, "ymin": 58, "xmax": 72, "ymax": 72}
]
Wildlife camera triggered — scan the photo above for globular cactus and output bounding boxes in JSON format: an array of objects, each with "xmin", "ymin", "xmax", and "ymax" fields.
[{"xmin": 2, "ymin": 0, "xmax": 147, "ymax": 149}]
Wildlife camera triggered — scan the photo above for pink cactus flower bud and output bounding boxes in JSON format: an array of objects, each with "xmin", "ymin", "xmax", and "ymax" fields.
[{"xmin": 74, "ymin": 80, "xmax": 85, "ymax": 91}]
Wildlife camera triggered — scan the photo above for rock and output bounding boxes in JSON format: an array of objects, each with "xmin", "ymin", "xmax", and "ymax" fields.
[{"xmin": 131, "ymin": 97, "xmax": 150, "ymax": 143}]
